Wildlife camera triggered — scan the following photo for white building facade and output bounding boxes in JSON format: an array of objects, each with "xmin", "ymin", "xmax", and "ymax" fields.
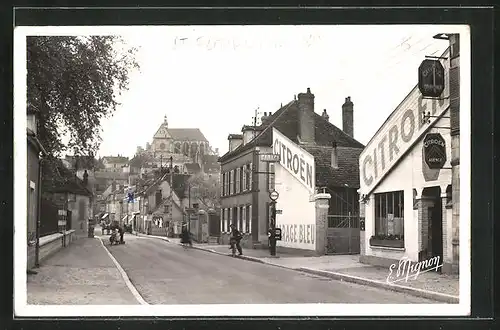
[{"xmin": 358, "ymin": 49, "xmax": 455, "ymax": 273}]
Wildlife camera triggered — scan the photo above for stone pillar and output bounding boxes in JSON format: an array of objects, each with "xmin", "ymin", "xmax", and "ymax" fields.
[
  {"xmin": 449, "ymin": 33, "xmax": 460, "ymax": 275},
  {"xmin": 441, "ymin": 190, "xmax": 452, "ymax": 273},
  {"xmin": 359, "ymin": 199, "xmax": 366, "ymax": 256},
  {"xmin": 417, "ymin": 195, "xmax": 434, "ymax": 261},
  {"xmin": 314, "ymin": 192, "xmax": 331, "ymax": 255}
]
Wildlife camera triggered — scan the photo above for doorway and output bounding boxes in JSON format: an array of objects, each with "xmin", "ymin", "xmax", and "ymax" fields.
[{"xmin": 425, "ymin": 186, "xmax": 443, "ymax": 272}]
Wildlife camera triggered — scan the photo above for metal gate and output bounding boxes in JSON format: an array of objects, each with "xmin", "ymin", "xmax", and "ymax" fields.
[{"xmin": 326, "ymin": 215, "xmax": 361, "ymax": 254}]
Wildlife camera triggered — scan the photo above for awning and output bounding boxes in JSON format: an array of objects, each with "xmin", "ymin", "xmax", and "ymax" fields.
[
  {"xmin": 122, "ymin": 215, "xmax": 128, "ymax": 222},
  {"xmin": 101, "ymin": 213, "xmax": 109, "ymax": 219}
]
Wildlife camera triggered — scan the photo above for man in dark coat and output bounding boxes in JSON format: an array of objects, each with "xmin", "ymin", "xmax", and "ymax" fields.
[
  {"xmin": 180, "ymin": 223, "xmax": 192, "ymax": 246},
  {"xmin": 229, "ymin": 224, "xmax": 243, "ymax": 255}
]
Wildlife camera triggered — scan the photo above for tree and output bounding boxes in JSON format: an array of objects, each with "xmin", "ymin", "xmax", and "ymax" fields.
[
  {"xmin": 27, "ymin": 36, "xmax": 139, "ymax": 158},
  {"xmin": 187, "ymin": 173, "xmax": 221, "ymax": 209},
  {"xmin": 27, "ymin": 36, "xmax": 139, "ymax": 189}
]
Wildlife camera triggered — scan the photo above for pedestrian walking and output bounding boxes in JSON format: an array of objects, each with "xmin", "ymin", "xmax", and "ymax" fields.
[
  {"xmin": 229, "ymin": 224, "xmax": 243, "ymax": 256},
  {"xmin": 180, "ymin": 223, "xmax": 192, "ymax": 247}
]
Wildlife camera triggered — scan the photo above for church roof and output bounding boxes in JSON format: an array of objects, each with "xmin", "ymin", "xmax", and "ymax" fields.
[{"xmin": 167, "ymin": 128, "xmax": 208, "ymax": 142}]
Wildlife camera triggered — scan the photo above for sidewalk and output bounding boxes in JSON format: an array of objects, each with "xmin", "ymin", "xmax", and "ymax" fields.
[
  {"xmin": 142, "ymin": 233, "xmax": 460, "ymax": 303},
  {"xmin": 27, "ymin": 236, "xmax": 140, "ymax": 305}
]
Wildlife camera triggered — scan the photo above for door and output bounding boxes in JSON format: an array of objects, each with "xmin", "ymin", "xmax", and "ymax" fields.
[
  {"xmin": 428, "ymin": 200, "xmax": 443, "ymax": 272},
  {"xmin": 326, "ymin": 215, "xmax": 361, "ymax": 254}
]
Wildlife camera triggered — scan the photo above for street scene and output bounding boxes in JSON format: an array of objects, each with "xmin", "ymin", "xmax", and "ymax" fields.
[
  {"xmin": 20, "ymin": 24, "xmax": 466, "ymax": 312},
  {"xmin": 28, "ymin": 228, "xmax": 449, "ymax": 305}
]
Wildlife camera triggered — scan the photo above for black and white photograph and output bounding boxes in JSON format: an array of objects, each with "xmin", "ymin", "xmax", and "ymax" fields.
[{"xmin": 14, "ymin": 21, "xmax": 471, "ymax": 317}]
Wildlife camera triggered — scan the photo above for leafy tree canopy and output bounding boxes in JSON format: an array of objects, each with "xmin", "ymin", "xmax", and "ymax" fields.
[
  {"xmin": 27, "ymin": 35, "xmax": 139, "ymax": 188},
  {"xmin": 187, "ymin": 173, "xmax": 221, "ymax": 209},
  {"xmin": 27, "ymin": 35, "xmax": 139, "ymax": 158}
]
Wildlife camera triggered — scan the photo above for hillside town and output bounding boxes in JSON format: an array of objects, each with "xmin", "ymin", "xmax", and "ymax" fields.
[{"xmin": 24, "ymin": 31, "xmax": 463, "ymax": 308}]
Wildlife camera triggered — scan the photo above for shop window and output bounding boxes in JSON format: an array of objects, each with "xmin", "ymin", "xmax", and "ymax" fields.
[{"xmin": 374, "ymin": 191, "xmax": 405, "ymax": 241}]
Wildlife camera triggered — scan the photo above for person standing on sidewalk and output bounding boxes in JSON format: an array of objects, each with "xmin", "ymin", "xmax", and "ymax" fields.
[{"xmin": 229, "ymin": 224, "xmax": 243, "ymax": 256}]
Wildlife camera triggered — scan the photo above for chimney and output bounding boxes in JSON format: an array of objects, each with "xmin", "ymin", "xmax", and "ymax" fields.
[
  {"xmin": 228, "ymin": 134, "xmax": 243, "ymax": 152},
  {"xmin": 331, "ymin": 141, "xmax": 338, "ymax": 168},
  {"xmin": 297, "ymin": 87, "xmax": 315, "ymax": 143},
  {"xmin": 261, "ymin": 112, "xmax": 271, "ymax": 126},
  {"xmin": 321, "ymin": 109, "xmax": 329, "ymax": 122},
  {"xmin": 342, "ymin": 96, "xmax": 354, "ymax": 137}
]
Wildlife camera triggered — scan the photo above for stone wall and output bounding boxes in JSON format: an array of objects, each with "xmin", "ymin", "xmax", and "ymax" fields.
[{"xmin": 37, "ymin": 230, "xmax": 77, "ymax": 265}]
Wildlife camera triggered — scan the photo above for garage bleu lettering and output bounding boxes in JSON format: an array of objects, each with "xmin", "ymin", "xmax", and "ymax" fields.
[
  {"xmin": 361, "ymin": 95, "xmax": 446, "ymax": 188},
  {"xmin": 278, "ymin": 224, "xmax": 315, "ymax": 244},
  {"xmin": 273, "ymin": 138, "xmax": 314, "ymax": 190}
]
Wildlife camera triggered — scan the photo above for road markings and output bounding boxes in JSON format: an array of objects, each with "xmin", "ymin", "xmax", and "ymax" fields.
[{"xmin": 95, "ymin": 236, "xmax": 149, "ymax": 305}]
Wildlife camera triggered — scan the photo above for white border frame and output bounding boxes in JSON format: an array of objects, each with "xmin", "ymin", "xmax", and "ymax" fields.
[{"xmin": 14, "ymin": 24, "xmax": 471, "ymax": 317}]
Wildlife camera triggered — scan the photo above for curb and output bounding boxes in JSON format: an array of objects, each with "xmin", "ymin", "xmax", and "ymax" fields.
[{"xmin": 296, "ymin": 267, "xmax": 459, "ymax": 304}]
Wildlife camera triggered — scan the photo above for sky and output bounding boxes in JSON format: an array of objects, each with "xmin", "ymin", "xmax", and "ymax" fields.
[{"xmin": 91, "ymin": 25, "xmax": 454, "ymax": 159}]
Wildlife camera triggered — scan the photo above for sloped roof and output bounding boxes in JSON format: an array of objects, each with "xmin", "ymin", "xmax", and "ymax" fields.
[
  {"xmin": 218, "ymin": 99, "xmax": 364, "ymax": 163},
  {"xmin": 304, "ymin": 145, "xmax": 362, "ymax": 189},
  {"xmin": 185, "ymin": 163, "xmax": 202, "ymax": 174},
  {"xmin": 43, "ymin": 159, "xmax": 92, "ymax": 196},
  {"xmin": 94, "ymin": 171, "xmax": 128, "ymax": 180},
  {"xmin": 168, "ymin": 128, "xmax": 208, "ymax": 142},
  {"xmin": 102, "ymin": 156, "xmax": 129, "ymax": 164}
]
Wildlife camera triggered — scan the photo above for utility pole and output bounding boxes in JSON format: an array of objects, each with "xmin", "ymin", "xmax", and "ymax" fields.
[
  {"xmin": 268, "ymin": 201, "xmax": 277, "ymax": 256},
  {"xmin": 169, "ymin": 156, "xmax": 173, "ymax": 237}
]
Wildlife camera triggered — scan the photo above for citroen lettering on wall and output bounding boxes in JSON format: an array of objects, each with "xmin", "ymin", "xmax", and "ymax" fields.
[
  {"xmin": 423, "ymin": 133, "xmax": 446, "ymax": 169},
  {"xmin": 358, "ymin": 50, "xmax": 451, "ymax": 195},
  {"xmin": 272, "ymin": 128, "xmax": 315, "ymax": 193}
]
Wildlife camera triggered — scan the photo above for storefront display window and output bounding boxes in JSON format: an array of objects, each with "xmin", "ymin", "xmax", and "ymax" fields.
[{"xmin": 372, "ymin": 190, "xmax": 404, "ymax": 247}]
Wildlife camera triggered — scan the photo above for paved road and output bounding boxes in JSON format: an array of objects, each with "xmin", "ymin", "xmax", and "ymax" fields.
[{"xmin": 106, "ymin": 234, "xmax": 436, "ymax": 304}]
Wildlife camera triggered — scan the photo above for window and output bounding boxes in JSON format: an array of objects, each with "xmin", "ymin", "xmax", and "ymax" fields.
[
  {"xmin": 239, "ymin": 206, "xmax": 244, "ymax": 231},
  {"xmin": 228, "ymin": 170, "xmax": 233, "ymax": 195},
  {"xmin": 236, "ymin": 168, "xmax": 241, "ymax": 193},
  {"xmin": 228, "ymin": 207, "xmax": 233, "ymax": 232},
  {"xmin": 375, "ymin": 191, "xmax": 404, "ymax": 238},
  {"xmin": 242, "ymin": 205, "xmax": 246, "ymax": 233},
  {"xmin": 267, "ymin": 163, "xmax": 275, "ymax": 191},
  {"xmin": 242, "ymin": 166, "xmax": 247, "ymax": 191},
  {"xmin": 240, "ymin": 166, "xmax": 244, "ymax": 191},
  {"xmin": 222, "ymin": 173, "xmax": 226, "ymax": 196},
  {"xmin": 236, "ymin": 206, "xmax": 240, "ymax": 230},
  {"xmin": 248, "ymin": 163, "xmax": 253, "ymax": 191},
  {"xmin": 233, "ymin": 170, "xmax": 237, "ymax": 194},
  {"xmin": 247, "ymin": 205, "xmax": 252, "ymax": 233}
]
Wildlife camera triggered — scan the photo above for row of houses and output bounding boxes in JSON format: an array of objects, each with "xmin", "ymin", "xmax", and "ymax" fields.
[
  {"xmin": 98, "ymin": 167, "xmax": 219, "ymax": 243},
  {"xmin": 216, "ymin": 44, "xmax": 460, "ymax": 274}
]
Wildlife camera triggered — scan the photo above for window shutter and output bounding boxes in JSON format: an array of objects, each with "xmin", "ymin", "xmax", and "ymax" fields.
[
  {"xmin": 220, "ymin": 208, "xmax": 224, "ymax": 233},
  {"xmin": 236, "ymin": 206, "xmax": 240, "ymax": 230},
  {"xmin": 241, "ymin": 165, "xmax": 247, "ymax": 191},
  {"xmin": 236, "ymin": 168, "xmax": 240, "ymax": 193},
  {"xmin": 241, "ymin": 206, "xmax": 247, "ymax": 233},
  {"xmin": 248, "ymin": 205, "xmax": 252, "ymax": 233},
  {"xmin": 249, "ymin": 163, "xmax": 253, "ymax": 190}
]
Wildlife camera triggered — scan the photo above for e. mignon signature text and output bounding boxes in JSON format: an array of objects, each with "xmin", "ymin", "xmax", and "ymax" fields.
[{"xmin": 386, "ymin": 256, "xmax": 443, "ymax": 284}]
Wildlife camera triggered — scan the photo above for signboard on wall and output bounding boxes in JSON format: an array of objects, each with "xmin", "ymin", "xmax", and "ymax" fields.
[
  {"xmin": 423, "ymin": 133, "xmax": 447, "ymax": 169},
  {"xmin": 418, "ymin": 59, "xmax": 445, "ymax": 98},
  {"xmin": 272, "ymin": 128, "xmax": 315, "ymax": 194},
  {"xmin": 359, "ymin": 48, "xmax": 450, "ymax": 196}
]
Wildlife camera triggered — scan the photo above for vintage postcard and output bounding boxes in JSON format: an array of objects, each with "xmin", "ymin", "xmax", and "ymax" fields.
[{"xmin": 14, "ymin": 23, "xmax": 471, "ymax": 317}]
